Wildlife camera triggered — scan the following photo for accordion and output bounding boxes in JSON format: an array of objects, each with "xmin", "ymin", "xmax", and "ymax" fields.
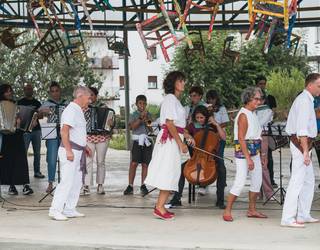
[
  {"xmin": 0, "ymin": 100, "xmax": 18, "ymax": 134},
  {"xmin": 86, "ymin": 106, "xmax": 116, "ymax": 134},
  {"xmin": 47, "ymin": 105, "xmax": 66, "ymax": 124},
  {"xmin": 18, "ymin": 105, "xmax": 38, "ymax": 133}
]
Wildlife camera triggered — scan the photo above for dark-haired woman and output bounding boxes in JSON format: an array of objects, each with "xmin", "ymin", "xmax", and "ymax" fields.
[
  {"xmin": 0, "ymin": 84, "xmax": 33, "ymax": 195},
  {"xmin": 206, "ymin": 90, "xmax": 229, "ymax": 208},
  {"xmin": 144, "ymin": 71, "xmax": 193, "ymax": 220}
]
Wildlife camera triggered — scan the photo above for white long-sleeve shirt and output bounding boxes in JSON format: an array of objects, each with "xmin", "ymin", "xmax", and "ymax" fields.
[{"xmin": 285, "ymin": 89, "xmax": 317, "ymax": 138}]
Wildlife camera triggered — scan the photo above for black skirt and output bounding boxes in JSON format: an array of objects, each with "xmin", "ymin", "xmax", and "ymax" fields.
[{"xmin": 0, "ymin": 131, "xmax": 30, "ymax": 185}]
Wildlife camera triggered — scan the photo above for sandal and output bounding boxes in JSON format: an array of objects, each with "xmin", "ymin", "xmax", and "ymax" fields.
[
  {"xmin": 223, "ymin": 214, "xmax": 233, "ymax": 222},
  {"xmin": 247, "ymin": 211, "xmax": 268, "ymax": 218}
]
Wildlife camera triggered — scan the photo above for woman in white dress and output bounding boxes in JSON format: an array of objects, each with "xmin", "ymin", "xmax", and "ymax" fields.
[
  {"xmin": 223, "ymin": 86, "xmax": 267, "ymax": 222},
  {"xmin": 144, "ymin": 71, "xmax": 194, "ymax": 220}
]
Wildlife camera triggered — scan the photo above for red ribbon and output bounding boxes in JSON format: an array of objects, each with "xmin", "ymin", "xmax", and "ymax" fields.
[{"xmin": 160, "ymin": 124, "xmax": 184, "ymax": 144}]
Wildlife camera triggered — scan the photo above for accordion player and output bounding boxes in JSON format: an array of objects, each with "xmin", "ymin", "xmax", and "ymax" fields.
[{"xmin": 85, "ymin": 105, "xmax": 116, "ymax": 135}]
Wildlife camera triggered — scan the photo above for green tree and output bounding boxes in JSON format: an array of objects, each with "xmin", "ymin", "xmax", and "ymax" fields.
[
  {"xmin": 169, "ymin": 30, "xmax": 310, "ymax": 108},
  {"xmin": 267, "ymin": 68, "xmax": 305, "ymax": 120},
  {"xmin": 0, "ymin": 29, "xmax": 102, "ymax": 101}
]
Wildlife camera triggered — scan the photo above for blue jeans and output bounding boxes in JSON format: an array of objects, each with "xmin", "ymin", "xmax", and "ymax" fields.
[
  {"xmin": 24, "ymin": 130, "xmax": 42, "ymax": 174},
  {"xmin": 0, "ymin": 133, "xmax": 2, "ymax": 153},
  {"xmin": 46, "ymin": 138, "xmax": 60, "ymax": 182}
]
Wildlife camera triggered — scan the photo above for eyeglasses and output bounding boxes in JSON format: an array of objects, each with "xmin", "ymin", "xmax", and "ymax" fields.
[{"xmin": 253, "ymin": 97, "xmax": 262, "ymax": 101}]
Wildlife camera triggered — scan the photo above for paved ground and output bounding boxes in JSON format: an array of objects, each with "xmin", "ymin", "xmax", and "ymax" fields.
[{"xmin": 0, "ymin": 146, "xmax": 320, "ymax": 250}]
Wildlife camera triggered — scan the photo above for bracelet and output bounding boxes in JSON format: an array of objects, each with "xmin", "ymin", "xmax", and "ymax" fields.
[{"xmin": 261, "ymin": 153, "xmax": 267, "ymax": 156}]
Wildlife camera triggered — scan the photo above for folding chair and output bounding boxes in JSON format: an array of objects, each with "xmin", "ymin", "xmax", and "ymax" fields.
[
  {"xmin": 64, "ymin": 29, "xmax": 87, "ymax": 62},
  {"xmin": 248, "ymin": 0, "xmax": 298, "ymax": 30},
  {"xmin": 32, "ymin": 23, "xmax": 69, "ymax": 64},
  {"xmin": 184, "ymin": 30, "xmax": 206, "ymax": 61},
  {"xmin": 136, "ymin": 0, "xmax": 193, "ymax": 62},
  {"xmin": 222, "ymin": 36, "xmax": 240, "ymax": 63},
  {"xmin": 106, "ymin": 32, "xmax": 130, "ymax": 56},
  {"xmin": 181, "ymin": 0, "xmax": 224, "ymax": 40}
]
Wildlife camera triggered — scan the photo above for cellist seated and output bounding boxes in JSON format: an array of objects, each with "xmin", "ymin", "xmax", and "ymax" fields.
[{"xmin": 167, "ymin": 105, "xmax": 226, "ymax": 208}]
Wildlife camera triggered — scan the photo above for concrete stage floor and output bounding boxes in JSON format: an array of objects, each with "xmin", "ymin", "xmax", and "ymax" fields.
[{"xmin": 0, "ymin": 147, "xmax": 320, "ymax": 250}]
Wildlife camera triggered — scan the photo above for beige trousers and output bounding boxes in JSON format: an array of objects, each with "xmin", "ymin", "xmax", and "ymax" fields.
[{"xmin": 85, "ymin": 140, "xmax": 109, "ymax": 186}]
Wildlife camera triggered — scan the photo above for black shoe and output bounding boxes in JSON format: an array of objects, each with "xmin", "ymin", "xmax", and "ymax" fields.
[
  {"xmin": 34, "ymin": 172, "xmax": 45, "ymax": 179},
  {"xmin": 168, "ymin": 198, "xmax": 182, "ymax": 207},
  {"xmin": 140, "ymin": 184, "xmax": 149, "ymax": 196},
  {"xmin": 23, "ymin": 185, "xmax": 34, "ymax": 195},
  {"xmin": 8, "ymin": 185, "xmax": 18, "ymax": 195},
  {"xmin": 318, "ymin": 183, "xmax": 320, "ymax": 189},
  {"xmin": 123, "ymin": 185, "xmax": 133, "ymax": 195},
  {"xmin": 272, "ymin": 183, "xmax": 278, "ymax": 188},
  {"xmin": 216, "ymin": 202, "xmax": 226, "ymax": 209}
]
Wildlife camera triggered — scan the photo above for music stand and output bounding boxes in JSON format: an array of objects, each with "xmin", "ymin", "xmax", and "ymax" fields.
[
  {"xmin": 38, "ymin": 107, "xmax": 62, "ymax": 203},
  {"xmin": 264, "ymin": 124, "xmax": 287, "ymax": 205}
]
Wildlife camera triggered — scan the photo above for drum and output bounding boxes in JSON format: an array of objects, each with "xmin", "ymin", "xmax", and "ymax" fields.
[
  {"xmin": 18, "ymin": 105, "xmax": 38, "ymax": 132},
  {"xmin": 268, "ymin": 135, "xmax": 289, "ymax": 151},
  {"xmin": 0, "ymin": 100, "xmax": 18, "ymax": 134},
  {"xmin": 86, "ymin": 106, "xmax": 115, "ymax": 134}
]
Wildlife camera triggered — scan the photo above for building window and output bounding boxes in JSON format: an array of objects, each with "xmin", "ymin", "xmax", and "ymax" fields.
[
  {"xmin": 317, "ymin": 27, "xmax": 320, "ymax": 44},
  {"xmin": 148, "ymin": 76, "xmax": 158, "ymax": 89},
  {"xmin": 150, "ymin": 47, "xmax": 157, "ymax": 59},
  {"xmin": 119, "ymin": 76, "xmax": 125, "ymax": 89}
]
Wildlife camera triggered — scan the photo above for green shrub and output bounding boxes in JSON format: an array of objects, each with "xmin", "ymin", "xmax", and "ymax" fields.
[
  {"xmin": 109, "ymin": 132, "xmax": 126, "ymax": 150},
  {"xmin": 267, "ymin": 68, "xmax": 305, "ymax": 120}
]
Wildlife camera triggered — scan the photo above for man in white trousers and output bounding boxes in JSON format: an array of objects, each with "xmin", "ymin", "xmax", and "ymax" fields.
[
  {"xmin": 281, "ymin": 73, "xmax": 320, "ymax": 228},
  {"xmin": 49, "ymin": 86, "xmax": 92, "ymax": 221}
]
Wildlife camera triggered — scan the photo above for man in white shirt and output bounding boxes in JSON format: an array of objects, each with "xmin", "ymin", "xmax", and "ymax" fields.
[
  {"xmin": 281, "ymin": 73, "xmax": 320, "ymax": 228},
  {"xmin": 49, "ymin": 86, "xmax": 92, "ymax": 221}
]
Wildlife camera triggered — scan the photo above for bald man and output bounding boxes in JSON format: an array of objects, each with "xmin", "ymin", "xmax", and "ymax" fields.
[{"xmin": 18, "ymin": 84, "xmax": 45, "ymax": 180}]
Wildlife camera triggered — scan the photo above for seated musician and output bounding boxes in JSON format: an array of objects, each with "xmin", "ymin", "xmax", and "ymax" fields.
[
  {"xmin": 206, "ymin": 89, "xmax": 230, "ymax": 209},
  {"xmin": 123, "ymin": 95, "xmax": 153, "ymax": 196},
  {"xmin": 223, "ymin": 87, "xmax": 267, "ymax": 222},
  {"xmin": 167, "ymin": 105, "xmax": 226, "ymax": 207},
  {"xmin": 82, "ymin": 87, "xmax": 111, "ymax": 195},
  {"xmin": 0, "ymin": 83, "xmax": 33, "ymax": 195}
]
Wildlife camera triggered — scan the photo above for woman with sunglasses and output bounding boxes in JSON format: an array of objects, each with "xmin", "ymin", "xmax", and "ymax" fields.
[{"xmin": 223, "ymin": 86, "xmax": 267, "ymax": 222}]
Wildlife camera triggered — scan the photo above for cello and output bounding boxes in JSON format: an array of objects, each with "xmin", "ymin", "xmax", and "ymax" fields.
[{"xmin": 184, "ymin": 125, "xmax": 220, "ymax": 186}]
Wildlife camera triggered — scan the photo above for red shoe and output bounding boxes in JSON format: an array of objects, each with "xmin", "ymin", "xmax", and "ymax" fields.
[
  {"xmin": 166, "ymin": 210, "xmax": 175, "ymax": 216},
  {"xmin": 223, "ymin": 214, "xmax": 233, "ymax": 222},
  {"xmin": 153, "ymin": 208, "xmax": 174, "ymax": 220}
]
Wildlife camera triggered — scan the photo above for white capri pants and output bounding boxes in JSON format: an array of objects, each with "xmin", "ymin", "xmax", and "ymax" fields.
[{"xmin": 230, "ymin": 155, "xmax": 262, "ymax": 196}]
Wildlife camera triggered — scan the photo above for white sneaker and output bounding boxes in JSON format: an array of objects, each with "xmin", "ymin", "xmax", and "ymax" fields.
[
  {"xmin": 280, "ymin": 222, "xmax": 305, "ymax": 228},
  {"xmin": 49, "ymin": 211, "xmax": 68, "ymax": 221},
  {"xmin": 63, "ymin": 210, "xmax": 85, "ymax": 218},
  {"xmin": 297, "ymin": 217, "xmax": 319, "ymax": 224},
  {"xmin": 198, "ymin": 187, "xmax": 207, "ymax": 196}
]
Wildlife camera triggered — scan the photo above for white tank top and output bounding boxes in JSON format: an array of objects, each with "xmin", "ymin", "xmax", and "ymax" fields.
[{"xmin": 234, "ymin": 107, "xmax": 262, "ymax": 141}]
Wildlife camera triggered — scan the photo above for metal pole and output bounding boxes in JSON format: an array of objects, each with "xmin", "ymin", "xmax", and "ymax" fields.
[{"xmin": 123, "ymin": 0, "xmax": 131, "ymax": 150}]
